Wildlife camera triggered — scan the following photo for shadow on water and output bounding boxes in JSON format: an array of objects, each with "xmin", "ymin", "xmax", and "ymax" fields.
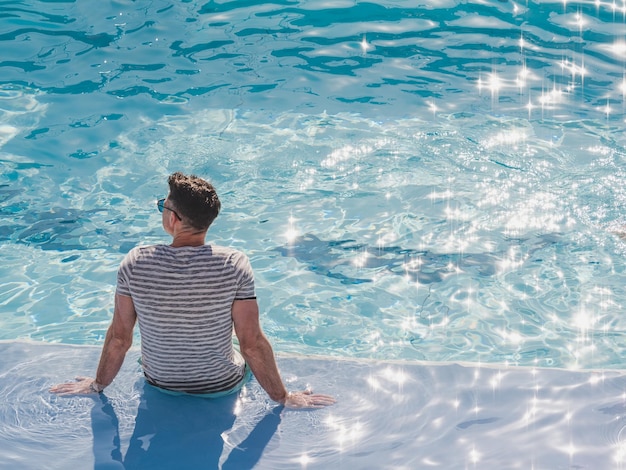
[
  {"xmin": 92, "ymin": 383, "xmax": 281, "ymax": 469},
  {"xmin": 273, "ymin": 233, "xmax": 563, "ymax": 285},
  {"xmin": 0, "ymin": 183, "xmax": 145, "ymax": 253}
]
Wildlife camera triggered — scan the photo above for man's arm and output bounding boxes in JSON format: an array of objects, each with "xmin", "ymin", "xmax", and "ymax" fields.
[
  {"xmin": 50, "ymin": 293, "xmax": 137, "ymax": 395},
  {"xmin": 232, "ymin": 299, "xmax": 335, "ymax": 409}
]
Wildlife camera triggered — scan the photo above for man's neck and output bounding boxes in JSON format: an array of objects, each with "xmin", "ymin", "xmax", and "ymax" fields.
[{"xmin": 170, "ymin": 230, "xmax": 207, "ymax": 248}]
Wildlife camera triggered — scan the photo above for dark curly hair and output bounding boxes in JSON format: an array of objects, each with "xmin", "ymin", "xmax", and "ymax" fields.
[{"xmin": 167, "ymin": 172, "xmax": 221, "ymax": 231}]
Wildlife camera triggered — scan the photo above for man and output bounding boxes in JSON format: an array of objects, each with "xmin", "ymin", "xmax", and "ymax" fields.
[{"xmin": 51, "ymin": 172, "xmax": 335, "ymax": 409}]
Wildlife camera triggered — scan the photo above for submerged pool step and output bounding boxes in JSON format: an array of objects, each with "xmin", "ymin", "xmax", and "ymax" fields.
[{"xmin": 1, "ymin": 340, "xmax": 623, "ymax": 469}]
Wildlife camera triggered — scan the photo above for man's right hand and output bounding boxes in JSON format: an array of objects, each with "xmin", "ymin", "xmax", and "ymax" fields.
[{"xmin": 49, "ymin": 376, "xmax": 101, "ymax": 396}]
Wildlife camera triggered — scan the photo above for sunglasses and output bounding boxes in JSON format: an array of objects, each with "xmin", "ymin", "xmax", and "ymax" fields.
[{"xmin": 156, "ymin": 198, "xmax": 182, "ymax": 221}]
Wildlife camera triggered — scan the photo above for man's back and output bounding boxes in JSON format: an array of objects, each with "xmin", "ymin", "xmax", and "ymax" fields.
[{"xmin": 117, "ymin": 244, "xmax": 255, "ymax": 393}]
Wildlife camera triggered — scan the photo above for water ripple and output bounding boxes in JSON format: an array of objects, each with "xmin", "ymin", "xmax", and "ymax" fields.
[
  {"xmin": 0, "ymin": 1, "xmax": 625, "ymax": 118},
  {"xmin": 2, "ymin": 2, "xmax": 626, "ymax": 369}
]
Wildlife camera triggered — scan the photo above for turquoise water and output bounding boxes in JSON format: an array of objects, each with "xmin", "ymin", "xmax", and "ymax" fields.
[{"xmin": 2, "ymin": 0, "xmax": 626, "ymax": 370}]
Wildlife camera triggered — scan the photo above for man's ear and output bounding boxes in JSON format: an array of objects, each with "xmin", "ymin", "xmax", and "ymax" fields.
[{"xmin": 169, "ymin": 210, "xmax": 180, "ymax": 225}]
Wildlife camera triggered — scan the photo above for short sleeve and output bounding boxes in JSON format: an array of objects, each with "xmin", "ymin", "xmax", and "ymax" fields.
[
  {"xmin": 116, "ymin": 248, "xmax": 138, "ymax": 297},
  {"xmin": 231, "ymin": 251, "xmax": 256, "ymax": 300}
]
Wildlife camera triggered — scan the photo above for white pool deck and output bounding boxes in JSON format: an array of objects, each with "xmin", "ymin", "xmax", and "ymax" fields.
[{"xmin": 1, "ymin": 340, "xmax": 625, "ymax": 469}]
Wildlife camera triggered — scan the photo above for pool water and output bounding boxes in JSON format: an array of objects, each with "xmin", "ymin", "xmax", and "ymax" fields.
[{"xmin": 3, "ymin": 0, "xmax": 626, "ymax": 373}]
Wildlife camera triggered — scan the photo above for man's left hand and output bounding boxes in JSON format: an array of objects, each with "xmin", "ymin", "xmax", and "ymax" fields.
[{"xmin": 284, "ymin": 390, "xmax": 336, "ymax": 409}]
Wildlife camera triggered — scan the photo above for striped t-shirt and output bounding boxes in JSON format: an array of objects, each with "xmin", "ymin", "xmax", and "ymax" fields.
[{"xmin": 116, "ymin": 244, "xmax": 256, "ymax": 393}]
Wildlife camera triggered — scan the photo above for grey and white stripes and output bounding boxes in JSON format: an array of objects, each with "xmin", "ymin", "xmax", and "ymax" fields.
[{"xmin": 116, "ymin": 244, "xmax": 256, "ymax": 393}]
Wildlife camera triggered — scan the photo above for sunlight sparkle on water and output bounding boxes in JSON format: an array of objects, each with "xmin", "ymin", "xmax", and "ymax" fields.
[
  {"xmin": 380, "ymin": 366, "xmax": 409, "ymax": 387},
  {"xmin": 498, "ymin": 329, "xmax": 524, "ymax": 346},
  {"xmin": 490, "ymin": 371, "xmax": 504, "ymax": 390},
  {"xmin": 572, "ymin": 12, "xmax": 586, "ymax": 31},
  {"xmin": 428, "ymin": 189, "xmax": 453, "ymax": 200},
  {"xmin": 477, "ymin": 73, "xmax": 502, "ymax": 97},
  {"xmin": 539, "ymin": 86, "xmax": 565, "ymax": 107},
  {"xmin": 614, "ymin": 441, "xmax": 626, "ymax": 464},
  {"xmin": 320, "ymin": 141, "xmax": 380, "ymax": 169},
  {"xmin": 516, "ymin": 65, "xmax": 531, "ymax": 90},
  {"xmin": 588, "ymin": 373, "xmax": 605, "ymax": 385},
  {"xmin": 284, "ymin": 215, "xmax": 299, "ymax": 242},
  {"xmin": 483, "ymin": 129, "xmax": 527, "ymax": 148},
  {"xmin": 325, "ymin": 414, "xmax": 366, "ymax": 452},
  {"xmin": 610, "ymin": 41, "xmax": 626, "ymax": 57},
  {"xmin": 470, "ymin": 446, "xmax": 481, "ymax": 464},
  {"xmin": 360, "ymin": 35, "xmax": 371, "ymax": 53},
  {"xmin": 296, "ymin": 454, "xmax": 312, "ymax": 467},
  {"xmin": 573, "ymin": 309, "xmax": 597, "ymax": 333},
  {"xmin": 563, "ymin": 64, "xmax": 582, "ymax": 87},
  {"xmin": 351, "ymin": 251, "xmax": 369, "ymax": 268},
  {"xmin": 497, "ymin": 247, "xmax": 527, "ymax": 273},
  {"xmin": 367, "ymin": 374, "xmax": 382, "ymax": 392}
]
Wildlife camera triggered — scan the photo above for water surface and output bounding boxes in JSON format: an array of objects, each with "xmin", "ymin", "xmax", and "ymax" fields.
[{"xmin": 2, "ymin": 0, "xmax": 626, "ymax": 370}]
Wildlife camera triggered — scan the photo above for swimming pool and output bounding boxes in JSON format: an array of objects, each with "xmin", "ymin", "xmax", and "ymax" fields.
[{"xmin": 2, "ymin": 0, "xmax": 626, "ymax": 468}]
